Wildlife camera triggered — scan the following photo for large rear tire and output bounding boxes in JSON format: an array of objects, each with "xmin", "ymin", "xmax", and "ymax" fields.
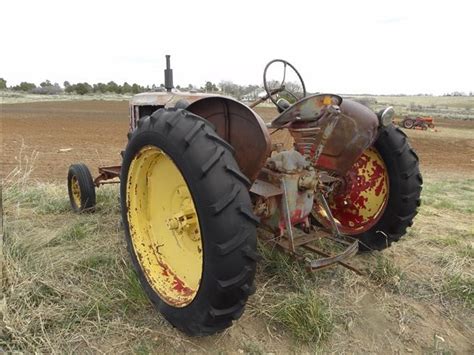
[
  {"xmin": 312, "ymin": 125, "xmax": 422, "ymax": 251},
  {"xmin": 120, "ymin": 108, "xmax": 258, "ymax": 336},
  {"xmin": 356, "ymin": 125, "xmax": 422, "ymax": 250}
]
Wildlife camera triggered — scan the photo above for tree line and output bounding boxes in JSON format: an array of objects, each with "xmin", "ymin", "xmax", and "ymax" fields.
[
  {"xmin": 0, "ymin": 77, "xmax": 265, "ymax": 100},
  {"xmin": 0, "ymin": 78, "xmax": 153, "ymax": 95}
]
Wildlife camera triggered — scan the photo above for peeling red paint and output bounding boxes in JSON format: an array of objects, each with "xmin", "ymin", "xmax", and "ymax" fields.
[
  {"xmin": 290, "ymin": 208, "xmax": 305, "ymax": 225},
  {"xmin": 172, "ymin": 276, "xmax": 194, "ymax": 296},
  {"xmin": 157, "ymin": 259, "xmax": 170, "ymax": 277},
  {"xmin": 326, "ymin": 149, "xmax": 388, "ymax": 234}
]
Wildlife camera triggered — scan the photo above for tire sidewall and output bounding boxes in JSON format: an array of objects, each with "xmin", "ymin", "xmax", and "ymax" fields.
[
  {"xmin": 67, "ymin": 164, "xmax": 95, "ymax": 212},
  {"xmin": 120, "ymin": 110, "xmax": 257, "ymax": 334},
  {"xmin": 357, "ymin": 124, "xmax": 421, "ymax": 250}
]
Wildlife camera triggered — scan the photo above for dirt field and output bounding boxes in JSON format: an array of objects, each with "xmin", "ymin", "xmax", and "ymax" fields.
[
  {"xmin": 1, "ymin": 101, "xmax": 473, "ymax": 353},
  {"xmin": 1, "ymin": 101, "xmax": 473, "ymax": 181},
  {"xmin": 1, "ymin": 101, "xmax": 129, "ymax": 180}
]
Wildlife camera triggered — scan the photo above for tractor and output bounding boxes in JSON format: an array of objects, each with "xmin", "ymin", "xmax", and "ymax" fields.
[
  {"xmin": 400, "ymin": 115, "xmax": 435, "ymax": 130},
  {"xmin": 67, "ymin": 56, "xmax": 422, "ymax": 336}
]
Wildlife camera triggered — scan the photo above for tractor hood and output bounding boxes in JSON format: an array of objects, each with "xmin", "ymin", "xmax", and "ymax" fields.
[{"xmin": 130, "ymin": 91, "xmax": 221, "ymax": 108}]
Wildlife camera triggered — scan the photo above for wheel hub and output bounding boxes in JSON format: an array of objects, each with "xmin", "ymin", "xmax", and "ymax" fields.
[{"xmin": 165, "ymin": 195, "xmax": 200, "ymax": 241}]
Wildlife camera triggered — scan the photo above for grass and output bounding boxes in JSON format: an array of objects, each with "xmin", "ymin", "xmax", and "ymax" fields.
[
  {"xmin": 443, "ymin": 274, "xmax": 473, "ymax": 308},
  {"xmin": 422, "ymin": 179, "xmax": 474, "ymax": 214},
  {"xmin": 2, "ymin": 163, "xmax": 474, "ymax": 352},
  {"xmin": 1, "ymin": 177, "xmax": 161, "ymax": 352},
  {"xmin": 0, "ymin": 90, "xmax": 131, "ymax": 104},
  {"xmin": 258, "ymin": 241, "xmax": 309, "ymax": 290},
  {"xmin": 271, "ymin": 290, "xmax": 333, "ymax": 345},
  {"xmin": 348, "ymin": 95, "xmax": 474, "ymax": 120},
  {"xmin": 368, "ymin": 254, "xmax": 404, "ymax": 291}
]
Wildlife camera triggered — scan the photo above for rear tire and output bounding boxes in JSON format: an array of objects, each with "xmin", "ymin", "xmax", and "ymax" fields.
[
  {"xmin": 67, "ymin": 163, "xmax": 96, "ymax": 213},
  {"xmin": 120, "ymin": 108, "xmax": 258, "ymax": 336},
  {"xmin": 356, "ymin": 125, "xmax": 422, "ymax": 250}
]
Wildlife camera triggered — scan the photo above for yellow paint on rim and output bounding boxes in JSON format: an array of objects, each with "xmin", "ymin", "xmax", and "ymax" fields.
[
  {"xmin": 313, "ymin": 147, "xmax": 389, "ymax": 234},
  {"xmin": 71, "ymin": 176, "xmax": 82, "ymax": 208},
  {"xmin": 126, "ymin": 145, "xmax": 203, "ymax": 307},
  {"xmin": 342, "ymin": 147, "xmax": 389, "ymax": 230}
]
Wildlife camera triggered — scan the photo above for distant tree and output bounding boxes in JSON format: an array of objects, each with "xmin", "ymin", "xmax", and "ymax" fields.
[
  {"xmin": 65, "ymin": 84, "xmax": 75, "ymax": 93},
  {"xmin": 205, "ymin": 81, "xmax": 218, "ymax": 92},
  {"xmin": 132, "ymin": 83, "xmax": 141, "ymax": 94},
  {"xmin": 40, "ymin": 80, "xmax": 52, "ymax": 88},
  {"xmin": 31, "ymin": 84, "xmax": 63, "ymax": 95},
  {"xmin": 63, "ymin": 81, "xmax": 71, "ymax": 89},
  {"xmin": 12, "ymin": 82, "xmax": 36, "ymax": 92},
  {"xmin": 106, "ymin": 81, "xmax": 120, "ymax": 94},
  {"xmin": 122, "ymin": 82, "xmax": 132, "ymax": 93},
  {"xmin": 74, "ymin": 82, "xmax": 93, "ymax": 95},
  {"xmin": 93, "ymin": 82, "xmax": 108, "ymax": 93},
  {"xmin": 219, "ymin": 80, "xmax": 244, "ymax": 99},
  {"xmin": 0, "ymin": 78, "xmax": 7, "ymax": 90}
]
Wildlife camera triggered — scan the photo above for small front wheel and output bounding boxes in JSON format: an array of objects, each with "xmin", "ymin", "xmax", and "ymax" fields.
[{"xmin": 67, "ymin": 163, "xmax": 96, "ymax": 212}]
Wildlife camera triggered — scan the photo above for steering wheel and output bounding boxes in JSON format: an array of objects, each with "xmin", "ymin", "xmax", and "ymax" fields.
[{"xmin": 263, "ymin": 59, "xmax": 307, "ymax": 111}]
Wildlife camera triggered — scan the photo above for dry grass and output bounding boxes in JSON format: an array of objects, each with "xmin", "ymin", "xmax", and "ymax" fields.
[
  {"xmin": 353, "ymin": 95, "xmax": 474, "ymax": 120},
  {"xmin": 1, "ymin": 155, "xmax": 473, "ymax": 352},
  {"xmin": 0, "ymin": 90, "xmax": 131, "ymax": 104}
]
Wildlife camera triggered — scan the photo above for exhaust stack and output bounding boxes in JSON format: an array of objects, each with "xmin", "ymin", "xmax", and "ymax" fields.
[{"xmin": 164, "ymin": 55, "xmax": 173, "ymax": 92}]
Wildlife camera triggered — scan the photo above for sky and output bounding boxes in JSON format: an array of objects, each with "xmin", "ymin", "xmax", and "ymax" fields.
[{"xmin": 1, "ymin": 0, "xmax": 473, "ymax": 95}]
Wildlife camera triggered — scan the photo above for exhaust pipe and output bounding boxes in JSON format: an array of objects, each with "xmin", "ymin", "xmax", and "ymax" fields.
[{"xmin": 164, "ymin": 55, "xmax": 173, "ymax": 92}]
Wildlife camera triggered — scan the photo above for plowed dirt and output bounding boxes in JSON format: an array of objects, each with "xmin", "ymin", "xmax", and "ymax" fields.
[{"xmin": 2, "ymin": 102, "xmax": 473, "ymax": 180}]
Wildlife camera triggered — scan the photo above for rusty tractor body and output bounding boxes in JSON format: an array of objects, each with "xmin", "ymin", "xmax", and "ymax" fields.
[{"xmin": 67, "ymin": 56, "xmax": 422, "ymax": 335}]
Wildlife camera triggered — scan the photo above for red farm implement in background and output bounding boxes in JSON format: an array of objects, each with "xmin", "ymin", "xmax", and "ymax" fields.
[{"xmin": 400, "ymin": 116, "xmax": 435, "ymax": 130}]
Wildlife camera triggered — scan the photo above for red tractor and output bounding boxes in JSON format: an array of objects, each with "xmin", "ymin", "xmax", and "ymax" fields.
[{"xmin": 400, "ymin": 116, "xmax": 435, "ymax": 130}]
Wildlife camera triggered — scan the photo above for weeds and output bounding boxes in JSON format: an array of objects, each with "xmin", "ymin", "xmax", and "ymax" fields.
[
  {"xmin": 422, "ymin": 179, "xmax": 474, "ymax": 214},
  {"xmin": 442, "ymin": 274, "xmax": 473, "ymax": 308},
  {"xmin": 4, "ymin": 183, "xmax": 70, "ymax": 214},
  {"xmin": 75, "ymin": 254, "xmax": 116, "ymax": 271},
  {"xmin": 60, "ymin": 220, "xmax": 96, "ymax": 241},
  {"xmin": 258, "ymin": 241, "xmax": 308, "ymax": 290},
  {"xmin": 241, "ymin": 341, "xmax": 264, "ymax": 355},
  {"xmin": 2, "ymin": 154, "xmax": 473, "ymax": 352},
  {"xmin": 368, "ymin": 254, "xmax": 404, "ymax": 291},
  {"xmin": 271, "ymin": 290, "xmax": 333, "ymax": 345}
]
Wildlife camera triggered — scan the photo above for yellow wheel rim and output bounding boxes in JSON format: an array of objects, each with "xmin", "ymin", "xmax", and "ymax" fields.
[
  {"xmin": 126, "ymin": 145, "xmax": 203, "ymax": 307},
  {"xmin": 71, "ymin": 176, "xmax": 82, "ymax": 208}
]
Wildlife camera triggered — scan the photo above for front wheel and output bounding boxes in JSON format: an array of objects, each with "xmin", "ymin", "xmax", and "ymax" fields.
[
  {"xmin": 120, "ymin": 108, "xmax": 258, "ymax": 336},
  {"xmin": 67, "ymin": 163, "xmax": 96, "ymax": 213}
]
